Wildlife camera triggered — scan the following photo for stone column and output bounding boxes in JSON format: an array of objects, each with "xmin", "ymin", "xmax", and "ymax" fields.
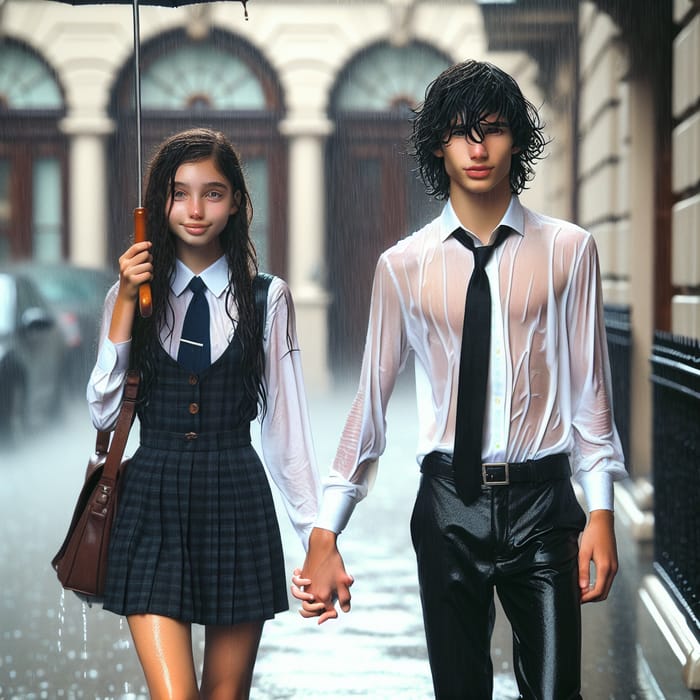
[
  {"xmin": 59, "ymin": 115, "xmax": 114, "ymax": 269},
  {"xmin": 278, "ymin": 115, "xmax": 334, "ymax": 392},
  {"xmin": 627, "ymin": 80, "xmax": 654, "ymax": 487}
]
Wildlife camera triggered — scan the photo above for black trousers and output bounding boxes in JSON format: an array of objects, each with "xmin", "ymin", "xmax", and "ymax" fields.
[{"xmin": 410, "ymin": 455, "xmax": 586, "ymax": 699}]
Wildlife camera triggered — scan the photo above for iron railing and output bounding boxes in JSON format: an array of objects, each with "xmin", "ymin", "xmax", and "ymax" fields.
[
  {"xmin": 650, "ymin": 331, "xmax": 700, "ymax": 639},
  {"xmin": 604, "ymin": 304, "xmax": 632, "ymax": 473}
]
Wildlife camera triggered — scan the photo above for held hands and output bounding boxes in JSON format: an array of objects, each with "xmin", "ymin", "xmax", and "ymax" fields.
[
  {"xmin": 578, "ymin": 509, "xmax": 618, "ymax": 603},
  {"xmin": 118, "ymin": 241, "xmax": 153, "ymax": 303},
  {"xmin": 291, "ymin": 527, "xmax": 354, "ymax": 624}
]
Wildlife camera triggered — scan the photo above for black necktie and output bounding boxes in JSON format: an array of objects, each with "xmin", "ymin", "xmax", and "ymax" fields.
[
  {"xmin": 451, "ymin": 226, "xmax": 509, "ymax": 503},
  {"xmin": 178, "ymin": 276, "xmax": 210, "ymax": 373}
]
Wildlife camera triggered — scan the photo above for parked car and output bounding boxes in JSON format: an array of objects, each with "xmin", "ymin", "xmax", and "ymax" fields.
[
  {"xmin": 15, "ymin": 262, "xmax": 116, "ymax": 390},
  {"xmin": 0, "ymin": 268, "xmax": 67, "ymax": 443}
]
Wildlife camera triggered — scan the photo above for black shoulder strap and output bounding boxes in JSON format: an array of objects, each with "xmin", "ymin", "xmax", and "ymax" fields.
[{"xmin": 253, "ymin": 272, "xmax": 274, "ymax": 338}]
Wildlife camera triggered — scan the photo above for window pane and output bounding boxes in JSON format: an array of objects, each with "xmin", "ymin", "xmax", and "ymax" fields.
[
  {"xmin": 142, "ymin": 45, "xmax": 266, "ymax": 110},
  {"xmin": 0, "ymin": 274, "xmax": 13, "ymax": 333},
  {"xmin": 335, "ymin": 43, "xmax": 450, "ymax": 112},
  {"xmin": 244, "ymin": 158, "xmax": 269, "ymax": 271},
  {"xmin": 0, "ymin": 44, "xmax": 63, "ymax": 109},
  {"xmin": 33, "ymin": 158, "xmax": 63, "ymax": 262}
]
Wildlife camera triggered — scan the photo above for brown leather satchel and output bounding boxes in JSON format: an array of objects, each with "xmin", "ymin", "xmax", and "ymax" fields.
[{"xmin": 51, "ymin": 371, "xmax": 139, "ymax": 603}]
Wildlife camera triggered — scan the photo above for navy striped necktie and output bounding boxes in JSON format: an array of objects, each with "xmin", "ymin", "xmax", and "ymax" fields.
[
  {"xmin": 451, "ymin": 226, "xmax": 510, "ymax": 503},
  {"xmin": 177, "ymin": 276, "xmax": 210, "ymax": 373}
]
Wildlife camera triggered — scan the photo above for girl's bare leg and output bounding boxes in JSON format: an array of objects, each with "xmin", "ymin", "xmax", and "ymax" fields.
[
  {"xmin": 200, "ymin": 621, "xmax": 264, "ymax": 700},
  {"xmin": 127, "ymin": 614, "xmax": 199, "ymax": 700}
]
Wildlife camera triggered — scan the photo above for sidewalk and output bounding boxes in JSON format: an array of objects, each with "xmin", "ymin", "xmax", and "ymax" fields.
[{"xmin": 0, "ymin": 388, "xmax": 696, "ymax": 699}]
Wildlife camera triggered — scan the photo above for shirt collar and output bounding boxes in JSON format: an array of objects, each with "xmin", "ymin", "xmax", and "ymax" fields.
[
  {"xmin": 439, "ymin": 195, "xmax": 525, "ymax": 243},
  {"xmin": 172, "ymin": 255, "xmax": 229, "ymax": 297}
]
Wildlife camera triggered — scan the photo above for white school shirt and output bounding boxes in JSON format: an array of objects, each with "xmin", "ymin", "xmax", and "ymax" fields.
[
  {"xmin": 86, "ymin": 255, "xmax": 321, "ymax": 549},
  {"xmin": 316, "ymin": 196, "xmax": 627, "ymax": 534}
]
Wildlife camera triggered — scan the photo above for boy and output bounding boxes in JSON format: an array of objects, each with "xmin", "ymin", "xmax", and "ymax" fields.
[{"xmin": 294, "ymin": 60, "xmax": 626, "ymax": 699}]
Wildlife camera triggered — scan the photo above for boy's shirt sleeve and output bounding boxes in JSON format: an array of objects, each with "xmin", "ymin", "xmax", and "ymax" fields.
[
  {"xmin": 566, "ymin": 235, "xmax": 627, "ymax": 511},
  {"xmin": 316, "ymin": 253, "xmax": 409, "ymax": 533}
]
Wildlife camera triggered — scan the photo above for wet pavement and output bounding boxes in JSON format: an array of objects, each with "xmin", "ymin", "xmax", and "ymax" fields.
[{"xmin": 0, "ymin": 384, "xmax": 698, "ymax": 699}]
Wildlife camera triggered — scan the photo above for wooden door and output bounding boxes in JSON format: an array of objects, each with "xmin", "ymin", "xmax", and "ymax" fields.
[{"xmin": 326, "ymin": 116, "xmax": 441, "ymax": 377}]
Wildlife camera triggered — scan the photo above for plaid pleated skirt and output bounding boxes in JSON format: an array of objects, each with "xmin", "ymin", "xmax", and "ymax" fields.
[{"xmin": 102, "ymin": 431, "xmax": 288, "ymax": 625}]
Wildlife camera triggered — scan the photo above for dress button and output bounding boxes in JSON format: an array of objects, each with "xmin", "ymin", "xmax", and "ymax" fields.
[
  {"xmin": 188, "ymin": 374, "xmax": 198, "ymax": 385},
  {"xmin": 189, "ymin": 402, "xmax": 199, "ymax": 414}
]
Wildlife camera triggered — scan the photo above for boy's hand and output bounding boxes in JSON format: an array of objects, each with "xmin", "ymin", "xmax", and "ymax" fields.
[
  {"xmin": 291, "ymin": 527, "xmax": 353, "ymax": 624},
  {"xmin": 578, "ymin": 509, "xmax": 618, "ymax": 603}
]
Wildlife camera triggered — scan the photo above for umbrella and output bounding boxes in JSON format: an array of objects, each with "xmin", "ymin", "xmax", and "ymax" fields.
[{"xmin": 52, "ymin": 0, "xmax": 249, "ymax": 316}]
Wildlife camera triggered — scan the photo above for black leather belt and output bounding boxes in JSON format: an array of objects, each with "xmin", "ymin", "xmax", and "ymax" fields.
[{"xmin": 421, "ymin": 451, "xmax": 570, "ymax": 485}]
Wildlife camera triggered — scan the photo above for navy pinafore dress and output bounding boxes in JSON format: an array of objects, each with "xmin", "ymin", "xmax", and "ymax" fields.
[{"xmin": 103, "ymin": 300, "xmax": 288, "ymax": 625}]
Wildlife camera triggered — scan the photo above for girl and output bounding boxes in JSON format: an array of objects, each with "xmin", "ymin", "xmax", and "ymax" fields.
[{"xmin": 87, "ymin": 128, "xmax": 320, "ymax": 699}]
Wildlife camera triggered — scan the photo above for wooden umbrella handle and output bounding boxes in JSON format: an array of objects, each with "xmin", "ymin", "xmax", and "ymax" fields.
[{"xmin": 133, "ymin": 207, "xmax": 153, "ymax": 318}]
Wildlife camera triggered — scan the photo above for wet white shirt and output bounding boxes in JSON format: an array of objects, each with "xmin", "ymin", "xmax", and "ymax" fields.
[
  {"xmin": 86, "ymin": 255, "xmax": 320, "ymax": 549},
  {"xmin": 316, "ymin": 196, "xmax": 627, "ymax": 534}
]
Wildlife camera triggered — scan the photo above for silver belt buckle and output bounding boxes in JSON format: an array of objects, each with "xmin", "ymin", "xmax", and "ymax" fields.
[{"xmin": 482, "ymin": 462, "xmax": 510, "ymax": 485}]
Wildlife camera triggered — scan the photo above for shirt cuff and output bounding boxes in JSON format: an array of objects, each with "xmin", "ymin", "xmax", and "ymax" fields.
[
  {"xmin": 575, "ymin": 469, "xmax": 615, "ymax": 511},
  {"xmin": 314, "ymin": 487, "xmax": 359, "ymax": 534}
]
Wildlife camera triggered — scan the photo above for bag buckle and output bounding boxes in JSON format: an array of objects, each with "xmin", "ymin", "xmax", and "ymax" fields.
[{"xmin": 482, "ymin": 462, "xmax": 509, "ymax": 485}]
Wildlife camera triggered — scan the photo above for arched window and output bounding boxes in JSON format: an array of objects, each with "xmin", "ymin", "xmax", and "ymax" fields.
[
  {"xmin": 109, "ymin": 30, "xmax": 285, "ymax": 274},
  {"xmin": 0, "ymin": 41, "xmax": 66, "ymax": 262},
  {"xmin": 0, "ymin": 45, "xmax": 63, "ymax": 109},
  {"xmin": 326, "ymin": 41, "xmax": 450, "ymax": 375},
  {"xmin": 333, "ymin": 42, "xmax": 451, "ymax": 113},
  {"xmin": 141, "ymin": 45, "xmax": 266, "ymax": 110}
]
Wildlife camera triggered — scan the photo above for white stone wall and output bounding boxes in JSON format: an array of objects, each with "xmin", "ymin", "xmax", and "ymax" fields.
[
  {"xmin": 578, "ymin": 2, "xmax": 630, "ymax": 298},
  {"xmin": 672, "ymin": 2, "xmax": 700, "ymax": 337},
  {"xmin": 577, "ymin": 1, "xmax": 655, "ymax": 475}
]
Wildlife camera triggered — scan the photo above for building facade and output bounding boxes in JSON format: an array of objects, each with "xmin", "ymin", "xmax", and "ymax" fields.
[
  {"xmin": 1, "ymin": 0, "xmax": 698, "ymax": 687},
  {"xmin": 0, "ymin": 0, "xmax": 553, "ymax": 388}
]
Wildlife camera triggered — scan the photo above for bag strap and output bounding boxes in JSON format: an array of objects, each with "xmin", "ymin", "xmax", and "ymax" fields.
[
  {"xmin": 253, "ymin": 272, "xmax": 273, "ymax": 333},
  {"xmin": 99, "ymin": 370, "xmax": 140, "ymax": 482},
  {"xmin": 95, "ymin": 429, "xmax": 110, "ymax": 456}
]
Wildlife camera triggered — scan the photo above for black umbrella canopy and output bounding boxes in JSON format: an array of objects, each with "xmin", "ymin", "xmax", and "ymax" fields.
[
  {"xmin": 50, "ymin": 0, "xmax": 248, "ymax": 316},
  {"xmin": 64, "ymin": 0, "xmax": 232, "ymax": 3}
]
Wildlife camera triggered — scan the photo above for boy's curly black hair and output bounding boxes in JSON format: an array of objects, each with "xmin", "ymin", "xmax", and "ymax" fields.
[{"xmin": 411, "ymin": 60, "xmax": 548, "ymax": 199}]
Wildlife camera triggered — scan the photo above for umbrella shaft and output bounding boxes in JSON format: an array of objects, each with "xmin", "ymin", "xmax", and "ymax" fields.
[{"xmin": 132, "ymin": 0, "xmax": 143, "ymax": 206}]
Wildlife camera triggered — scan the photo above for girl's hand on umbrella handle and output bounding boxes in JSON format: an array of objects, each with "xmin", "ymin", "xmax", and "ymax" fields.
[
  {"xmin": 134, "ymin": 207, "xmax": 153, "ymax": 317},
  {"xmin": 117, "ymin": 241, "xmax": 152, "ymax": 304}
]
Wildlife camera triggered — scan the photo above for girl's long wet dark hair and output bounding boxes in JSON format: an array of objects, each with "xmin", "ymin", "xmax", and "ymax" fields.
[
  {"xmin": 411, "ymin": 60, "xmax": 547, "ymax": 199},
  {"xmin": 131, "ymin": 128, "xmax": 265, "ymax": 411}
]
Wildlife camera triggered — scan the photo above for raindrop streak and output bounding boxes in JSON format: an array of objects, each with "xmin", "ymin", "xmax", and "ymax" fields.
[
  {"xmin": 81, "ymin": 601, "xmax": 89, "ymax": 679},
  {"xmin": 117, "ymin": 616, "xmax": 132, "ymax": 695},
  {"xmin": 57, "ymin": 590, "xmax": 65, "ymax": 653}
]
